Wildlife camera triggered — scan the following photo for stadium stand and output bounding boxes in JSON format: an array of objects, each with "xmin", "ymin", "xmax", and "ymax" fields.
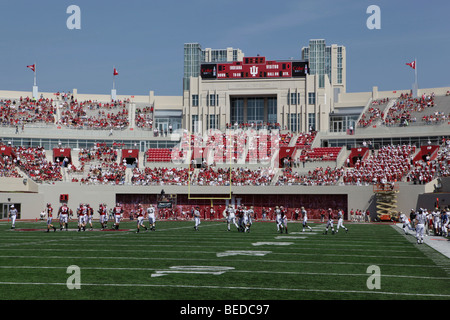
[{"xmin": 1, "ymin": 89, "xmax": 449, "ymax": 223}]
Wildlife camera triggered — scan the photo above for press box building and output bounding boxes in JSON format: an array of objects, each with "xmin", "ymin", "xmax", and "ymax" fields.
[{"xmin": 182, "ymin": 39, "xmax": 348, "ymax": 134}]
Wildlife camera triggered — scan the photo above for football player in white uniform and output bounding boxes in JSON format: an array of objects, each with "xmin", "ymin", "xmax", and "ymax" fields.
[
  {"xmin": 225, "ymin": 205, "xmax": 239, "ymax": 231},
  {"xmin": 193, "ymin": 206, "xmax": 201, "ymax": 231},
  {"xmin": 242, "ymin": 206, "xmax": 252, "ymax": 233},
  {"xmin": 281, "ymin": 206, "xmax": 288, "ymax": 234},
  {"xmin": 301, "ymin": 206, "xmax": 313, "ymax": 232},
  {"xmin": 336, "ymin": 209, "xmax": 348, "ymax": 233},
  {"xmin": 275, "ymin": 206, "xmax": 283, "ymax": 233},
  {"xmin": 441, "ymin": 208, "xmax": 449, "ymax": 237},
  {"xmin": 147, "ymin": 204, "xmax": 157, "ymax": 231},
  {"xmin": 399, "ymin": 212, "xmax": 414, "ymax": 234},
  {"xmin": 432, "ymin": 208, "xmax": 441, "ymax": 236},
  {"xmin": 415, "ymin": 209, "xmax": 427, "ymax": 244},
  {"xmin": 9, "ymin": 205, "xmax": 18, "ymax": 229}
]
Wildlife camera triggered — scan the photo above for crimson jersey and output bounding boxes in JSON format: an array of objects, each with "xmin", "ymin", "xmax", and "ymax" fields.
[
  {"xmin": 114, "ymin": 206, "xmax": 123, "ymax": 215},
  {"xmin": 137, "ymin": 208, "xmax": 144, "ymax": 217},
  {"xmin": 47, "ymin": 207, "xmax": 53, "ymax": 218},
  {"xmin": 59, "ymin": 205, "xmax": 69, "ymax": 215},
  {"xmin": 99, "ymin": 206, "xmax": 107, "ymax": 215}
]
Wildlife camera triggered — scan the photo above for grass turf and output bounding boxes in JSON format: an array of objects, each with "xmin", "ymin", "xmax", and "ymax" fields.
[{"xmin": 0, "ymin": 219, "xmax": 448, "ymax": 301}]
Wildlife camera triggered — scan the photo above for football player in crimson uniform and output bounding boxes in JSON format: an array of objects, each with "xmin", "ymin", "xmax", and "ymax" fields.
[
  {"xmin": 324, "ymin": 208, "xmax": 336, "ymax": 235},
  {"xmin": 86, "ymin": 204, "xmax": 94, "ymax": 231},
  {"xmin": 45, "ymin": 203, "xmax": 56, "ymax": 232},
  {"xmin": 98, "ymin": 204, "xmax": 108, "ymax": 229},
  {"xmin": 58, "ymin": 203, "xmax": 70, "ymax": 231},
  {"xmin": 112, "ymin": 203, "xmax": 123, "ymax": 230},
  {"xmin": 136, "ymin": 204, "xmax": 148, "ymax": 233},
  {"xmin": 77, "ymin": 204, "xmax": 87, "ymax": 232}
]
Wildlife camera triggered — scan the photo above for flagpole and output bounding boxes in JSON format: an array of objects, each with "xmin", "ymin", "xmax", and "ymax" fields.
[
  {"xmin": 113, "ymin": 66, "xmax": 115, "ymax": 90},
  {"xmin": 415, "ymin": 58, "xmax": 418, "ymax": 90},
  {"xmin": 34, "ymin": 62, "xmax": 37, "ymax": 86}
]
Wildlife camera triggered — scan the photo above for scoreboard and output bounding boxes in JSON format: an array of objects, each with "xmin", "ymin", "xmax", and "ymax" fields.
[{"xmin": 200, "ymin": 56, "xmax": 309, "ymax": 80}]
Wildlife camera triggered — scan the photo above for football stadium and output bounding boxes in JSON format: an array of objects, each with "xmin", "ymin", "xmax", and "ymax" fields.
[{"xmin": 0, "ymin": 37, "xmax": 449, "ymax": 306}]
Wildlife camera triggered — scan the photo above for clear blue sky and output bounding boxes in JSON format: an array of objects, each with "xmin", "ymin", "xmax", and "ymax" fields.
[{"xmin": 1, "ymin": 0, "xmax": 449, "ymax": 96}]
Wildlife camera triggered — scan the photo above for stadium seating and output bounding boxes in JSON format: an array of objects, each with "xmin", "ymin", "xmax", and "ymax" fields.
[{"xmin": 146, "ymin": 148, "xmax": 173, "ymax": 162}]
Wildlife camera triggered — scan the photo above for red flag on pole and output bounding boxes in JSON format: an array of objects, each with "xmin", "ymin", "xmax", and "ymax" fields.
[
  {"xmin": 406, "ymin": 61, "xmax": 416, "ymax": 70},
  {"xmin": 113, "ymin": 68, "xmax": 118, "ymax": 76},
  {"xmin": 27, "ymin": 64, "xmax": 35, "ymax": 72}
]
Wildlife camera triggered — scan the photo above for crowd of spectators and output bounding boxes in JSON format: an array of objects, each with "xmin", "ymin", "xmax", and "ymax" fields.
[
  {"xmin": 276, "ymin": 166, "xmax": 344, "ymax": 186},
  {"xmin": 295, "ymin": 131, "xmax": 316, "ymax": 149},
  {"xmin": 191, "ymin": 166, "xmax": 275, "ymax": 186},
  {"xmin": 58, "ymin": 100, "xmax": 129, "ymax": 130},
  {"xmin": 131, "ymin": 167, "xmax": 192, "ymax": 186},
  {"xmin": 78, "ymin": 144, "xmax": 118, "ymax": 164},
  {"xmin": 0, "ymin": 97, "xmax": 56, "ymax": 127},
  {"xmin": 0, "ymin": 155, "xmax": 22, "ymax": 178},
  {"xmin": 135, "ymin": 106, "xmax": 153, "ymax": 130},
  {"xmin": 13, "ymin": 146, "xmax": 63, "ymax": 183},
  {"xmin": 342, "ymin": 145, "xmax": 414, "ymax": 185},
  {"xmin": 421, "ymin": 111, "xmax": 449, "ymax": 125},
  {"xmin": 406, "ymin": 139, "xmax": 450, "ymax": 184},
  {"xmin": 77, "ymin": 162, "xmax": 126, "ymax": 185},
  {"xmin": 384, "ymin": 93, "xmax": 435, "ymax": 127},
  {"xmin": 357, "ymin": 98, "xmax": 390, "ymax": 128}
]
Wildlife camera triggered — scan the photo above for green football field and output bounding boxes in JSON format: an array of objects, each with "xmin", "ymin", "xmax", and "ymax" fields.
[{"xmin": 0, "ymin": 218, "xmax": 449, "ymax": 302}]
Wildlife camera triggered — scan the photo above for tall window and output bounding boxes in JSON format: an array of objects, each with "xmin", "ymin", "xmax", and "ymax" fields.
[
  {"xmin": 337, "ymin": 46, "xmax": 343, "ymax": 84},
  {"xmin": 247, "ymin": 98, "xmax": 264, "ymax": 123},
  {"xmin": 267, "ymin": 97, "xmax": 277, "ymax": 124},
  {"xmin": 208, "ymin": 94, "xmax": 218, "ymax": 106},
  {"xmin": 230, "ymin": 98, "xmax": 244, "ymax": 124},
  {"xmin": 290, "ymin": 92, "xmax": 300, "ymax": 105},
  {"xmin": 208, "ymin": 114, "xmax": 218, "ymax": 130},
  {"xmin": 192, "ymin": 115, "xmax": 199, "ymax": 133},
  {"xmin": 289, "ymin": 113, "xmax": 298, "ymax": 132},
  {"xmin": 308, "ymin": 93, "xmax": 316, "ymax": 105},
  {"xmin": 192, "ymin": 94, "xmax": 198, "ymax": 107},
  {"xmin": 308, "ymin": 113, "xmax": 316, "ymax": 131}
]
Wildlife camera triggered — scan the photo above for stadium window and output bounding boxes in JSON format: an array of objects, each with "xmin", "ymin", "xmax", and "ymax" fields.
[
  {"xmin": 308, "ymin": 113, "xmax": 316, "ymax": 131},
  {"xmin": 308, "ymin": 92, "xmax": 316, "ymax": 105},
  {"xmin": 192, "ymin": 95, "xmax": 198, "ymax": 107},
  {"xmin": 290, "ymin": 92, "xmax": 297, "ymax": 105},
  {"xmin": 209, "ymin": 94, "xmax": 218, "ymax": 107}
]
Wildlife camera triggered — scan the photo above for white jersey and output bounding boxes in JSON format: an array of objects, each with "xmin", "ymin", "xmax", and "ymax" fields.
[
  {"xmin": 147, "ymin": 207, "xmax": 155, "ymax": 219},
  {"xmin": 227, "ymin": 207, "xmax": 236, "ymax": 218},
  {"xmin": 416, "ymin": 212, "xmax": 427, "ymax": 225},
  {"xmin": 399, "ymin": 214, "xmax": 408, "ymax": 223},
  {"xmin": 302, "ymin": 209, "xmax": 308, "ymax": 222},
  {"xmin": 275, "ymin": 209, "xmax": 282, "ymax": 223}
]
